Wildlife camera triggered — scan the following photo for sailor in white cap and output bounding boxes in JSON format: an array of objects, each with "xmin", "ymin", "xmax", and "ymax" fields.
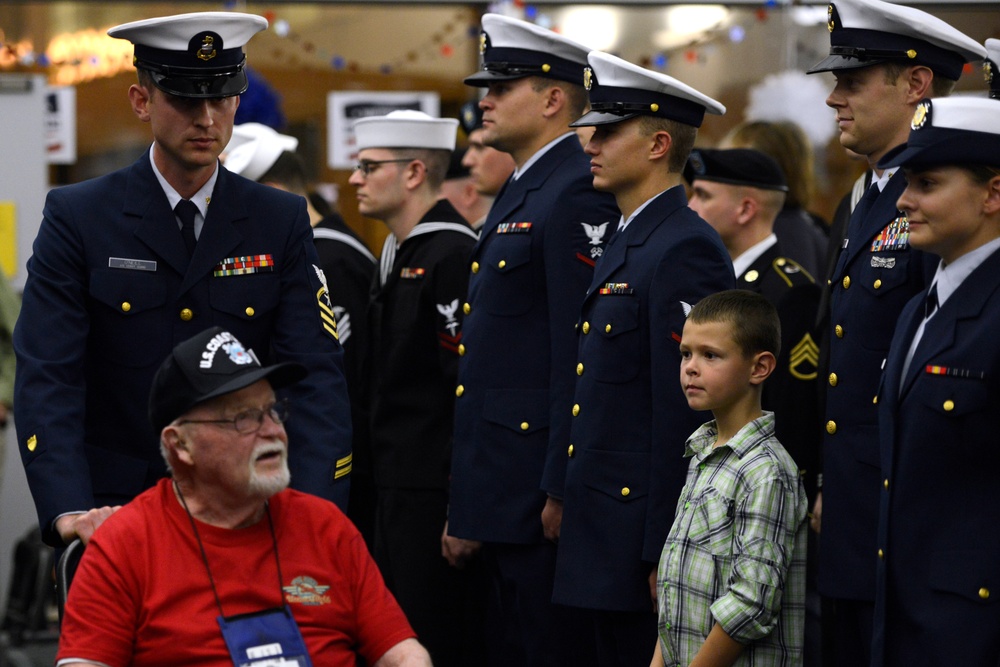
[
  {"xmin": 805, "ymin": 1, "xmax": 986, "ymax": 664},
  {"xmin": 346, "ymin": 110, "xmax": 483, "ymax": 667},
  {"xmin": 225, "ymin": 122, "xmax": 379, "ymax": 546},
  {"xmin": 872, "ymin": 96, "xmax": 1000, "ymax": 666},
  {"xmin": 445, "ymin": 14, "xmax": 620, "ymax": 667},
  {"xmin": 549, "ymin": 50, "xmax": 735, "ymax": 667},
  {"xmin": 13, "ymin": 11, "xmax": 354, "ymax": 553},
  {"xmin": 985, "ymin": 38, "xmax": 1000, "ymax": 99}
]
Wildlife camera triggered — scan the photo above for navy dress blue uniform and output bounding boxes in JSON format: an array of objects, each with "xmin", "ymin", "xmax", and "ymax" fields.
[
  {"xmin": 550, "ymin": 50, "xmax": 731, "ymax": 666},
  {"xmin": 367, "ymin": 200, "xmax": 481, "ymax": 667},
  {"xmin": 554, "ymin": 186, "xmax": 734, "ymax": 612},
  {"xmin": 870, "ymin": 96, "xmax": 1000, "ymax": 667},
  {"xmin": 14, "ymin": 153, "xmax": 353, "ymax": 546},
  {"xmin": 804, "ymin": 2, "xmax": 984, "ymax": 656},
  {"xmin": 449, "ymin": 134, "xmax": 617, "ymax": 543}
]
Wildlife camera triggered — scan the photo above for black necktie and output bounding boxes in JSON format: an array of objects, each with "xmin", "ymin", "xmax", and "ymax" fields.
[
  {"xmin": 174, "ymin": 200, "xmax": 199, "ymax": 256},
  {"xmin": 924, "ymin": 283, "xmax": 939, "ymax": 320}
]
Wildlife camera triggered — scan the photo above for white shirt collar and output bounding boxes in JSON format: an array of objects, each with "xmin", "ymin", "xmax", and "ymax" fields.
[
  {"xmin": 149, "ymin": 144, "xmax": 218, "ymax": 219},
  {"xmin": 872, "ymin": 167, "xmax": 899, "ymax": 193},
  {"xmin": 618, "ymin": 187, "xmax": 677, "ymax": 232},
  {"xmin": 512, "ymin": 133, "xmax": 576, "ymax": 181},
  {"xmin": 732, "ymin": 234, "xmax": 778, "ymax": 278},
  {"xmin": 930, "ymin": 236, "xmax": 1000, "ymax": 310}
]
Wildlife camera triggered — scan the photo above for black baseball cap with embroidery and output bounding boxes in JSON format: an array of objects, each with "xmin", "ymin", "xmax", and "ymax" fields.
[
  {"xmin": 108, "ymin": 12, "xmax": 268, "ymax": 98},
  {"xmin": 149, "ymin": 327, "xmax": 306, "ymax": 432}
]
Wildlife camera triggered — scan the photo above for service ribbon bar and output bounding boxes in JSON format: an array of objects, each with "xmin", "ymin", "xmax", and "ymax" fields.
[
  {"xmin": 213, "ymin": 254, "xmax": 276, "ymax": 277},
  {"xmin": 925, "ymin": 365, "xmax": 986, "ymax": 379},
  {"xmin": 496, "ymin": 222, "xmax": 532, "ymax": 234}
]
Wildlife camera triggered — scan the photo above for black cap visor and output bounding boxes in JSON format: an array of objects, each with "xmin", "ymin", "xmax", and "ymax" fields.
[
  {"xmin": 570, "ymin": 109, "xmax": 640, "ymax": 128},
  {"xmin": 146, "ymin": 67, "xmax": 248, "ymax": 98}
]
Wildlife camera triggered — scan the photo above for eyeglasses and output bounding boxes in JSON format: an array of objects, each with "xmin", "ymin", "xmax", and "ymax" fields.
[
  {"xmin": 177, "ymin": 399, "xmax": 290, "ymax": 435},
  {"xmin": 353, "ymin": 158, "xmax": 414, "ymax": 176}
]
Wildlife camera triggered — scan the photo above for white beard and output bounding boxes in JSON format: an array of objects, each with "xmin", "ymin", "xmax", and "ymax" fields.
[{"xmin": 248, "ymin": 439, "xmax": 290, "ymax": 497}]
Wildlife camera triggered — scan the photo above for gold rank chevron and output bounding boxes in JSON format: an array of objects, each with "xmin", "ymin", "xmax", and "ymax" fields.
[
  {"xmin": 316, "ymin": 286, "xmax": 339, "ymax": 340},
  {"xmin": 789, "ymin": 333, "xmax": 820, "ymax": 381}
]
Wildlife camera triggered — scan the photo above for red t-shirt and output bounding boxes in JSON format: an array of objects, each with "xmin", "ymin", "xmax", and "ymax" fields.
[{"xmin": 58, "ymin": 479, "xmax": 415, "ymax": 666}]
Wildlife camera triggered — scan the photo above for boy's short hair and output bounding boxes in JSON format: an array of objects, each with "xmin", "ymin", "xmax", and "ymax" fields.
[{"xmin": 688, "ymin": 289, "xmax": 781, "ymax": 359}]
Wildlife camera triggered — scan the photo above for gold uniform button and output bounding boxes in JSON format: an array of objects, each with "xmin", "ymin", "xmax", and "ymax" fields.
[
  {"xmin": 576, "ymin": 362, "xmax": 584, "ymax": 376},
  {"xmin": 572, "ymin": 404, "xmax": 580, "ymax": 417},
  {"xmin": 980, "ymin": 587, "xmax": 990, "ymax": 600},
  {"xmin": 829, "ymin": 373, "xmax": 838, "ymax": 387},
  {"xmin": 121, "ymin": 302, "xmax": 131, "ymax": 313},
  {"xmin": 873, "ymin": 279, "xmax": 882, "ymax": 289},
  {"xmin": 884, "ymin": 478, "xmax": 889, "ymax": 490},
  {"xmin": 245, "ymin": 307, "xmax": 255, "ymax": 317},
  {"xmin": 943, "ymin": 399, "xmax": 955, "ymax": 412},
  {"xmin": 842, "ymin": 276, "xmax": 851, "ymax": 289},
  {"xmin": 878, "ymin": 549, "xmax": 884, "ymax": 559},
  {"xmin": 471, "ymin": 261, "xmax": 480, "ymax": 274},
  {"xmin": 826, "ymin": 420, "xmax": 837, "ymax": 435},
  {"xmin": 463, "ymin": 302, "xmax": 471, "ymax": 315},
  {"xmin": 582, "ymin": 322, "xmax": 591, "ymax": 334},
  {"xmin": 458, "ymin": 344, "xmax": 466, "ymax": 356},
  {"xmin": 520, "ymin": 422, "xmax": 529, "ymax": 431},
  {"xmin": 873, "ymin": 395, "xmax": 879, "ymax": 405},
  {"xmin": 568, "ymin": 444, "xmax": 575, "ymax": 457},
  {"xmin": 605, "ymin": 323, "xmax": 612, "ymax": 333},
  {"xmin": 835, "ymin": 325, "xmax": 844, "ymax": 338},
  {"xmin": 498, "ymin": 260, "xmax": 506, "ymax": 269},
  {"xmin": 180, "ymin": 308, "xmax": 193, "ymax": 321},
  {"xmin": 455, "ymin": 385, "xmax": 464, "ymax": 397},
  {"xmin": 621, "ymin": 487, "xmax": 630, "ymax": 497}
]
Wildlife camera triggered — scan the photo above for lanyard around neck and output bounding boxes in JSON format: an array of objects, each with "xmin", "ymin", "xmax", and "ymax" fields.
[{"xmin": 174, "ymin": 481, "xmax": 285, "ymax": 618}]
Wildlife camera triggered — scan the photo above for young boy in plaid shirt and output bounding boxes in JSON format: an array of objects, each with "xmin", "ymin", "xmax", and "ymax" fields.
[{"xmin": 653, "ymin": 290, "xmax": 806, "ymax": 666}]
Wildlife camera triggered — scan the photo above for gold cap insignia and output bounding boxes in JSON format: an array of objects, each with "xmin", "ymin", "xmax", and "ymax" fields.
[
  {"xmin": 650, "ymin": 103, "xmax": 659, "ymax": 113},
  {"xmin": 542, "ymin": 63, "xmax": 551, "ymax": 73},
  {"xmin": 985, "ymin": 61, "xmax": 995, "ymax": 84},
  {"xmin": 911, "ymin": 100, "xmax": 930, "ymax": 130},
  {"xmin": 479, "ymin": 33, "xmax": 487, "ymax": 55},
  {"xmin": 197, "ymin": 34, "xmax": 216, "ymax": 61},
  {"xmin": 583, "ymin": 67, "xmax": 593, "ymax": 90},
  {"xmin": 906, "ymin": 49, "xmax": 917, "ymax": 59},
  {"xmin": 827, "ymin": 4, "xmax": 835, "ymax": 32}
]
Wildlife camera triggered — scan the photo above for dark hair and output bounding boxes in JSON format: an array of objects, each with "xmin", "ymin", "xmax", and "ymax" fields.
[
  {"xmin": 688, "ymin": 289, "xmax": 781, "ymax": 358},
  {"xmin": 258, "ymin": 150, "xmax": 309, "ymax": 195},
  {"xmin": 388, "ymin": 147, "xmax": 450, "ymax": 190}
]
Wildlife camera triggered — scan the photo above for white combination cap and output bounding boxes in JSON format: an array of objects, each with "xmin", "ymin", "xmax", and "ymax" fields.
[
  {"xmin": 224, "ymin": 123, "xmax": 299, "ymax": 182},
  {"xmin": 354, "ymin": 110, "xmax": 458, "ymax": 152},
  {"xmin": 879, "ymin": 97, "xmax": 1000, "ymax": 170},
  {"xmin": 807, "ymin": 0, "xmax": 986, "ymax": 80},
  {"xmin": 465, "ymin": 14, "xmax": 592, "ymax": 87},
  {"xmin": 109, "ymin": 12, "xmax": 267, "ymax": 98},
  {"xmin": 571, "ymin": 51, "xmax": 724, "ymax": 129},
  {"xmin": 985, "ymin": 39, "xmax": 1000, "ymax": 99}
]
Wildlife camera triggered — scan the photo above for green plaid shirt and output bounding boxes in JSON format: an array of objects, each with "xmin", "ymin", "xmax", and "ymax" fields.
[{"xmin": 657, "ymin": 412, "xmax": 806, "ymax": 666}]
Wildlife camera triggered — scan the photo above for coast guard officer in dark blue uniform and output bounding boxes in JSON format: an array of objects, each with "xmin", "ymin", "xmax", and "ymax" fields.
[
  {"xmin": 553, "ymin": 50, "xmax": 734, "ymax": 666},
  {"xmin": 14, "ymin": 11, "xmax": 352, "ymax": 548},
  {"xmin": 444, "ymin": 13, "xmax": 619, "ymax": 666},
  {"xmin": 873, "ymin": 97, "xmax": 1000, "ymax": 666},
  {"xmin": 804, "ymin": 1, "xmax": 984, "ymax": 662}
]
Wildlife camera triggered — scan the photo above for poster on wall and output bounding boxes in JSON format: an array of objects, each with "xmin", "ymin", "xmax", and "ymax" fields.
[
  {"xmin": 45, "ymin": 86, "xmax": 76, "ymax": 165},
  {"xmin": 327, "ymin": 91, "xmax": 440, "ymax": 170}
]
